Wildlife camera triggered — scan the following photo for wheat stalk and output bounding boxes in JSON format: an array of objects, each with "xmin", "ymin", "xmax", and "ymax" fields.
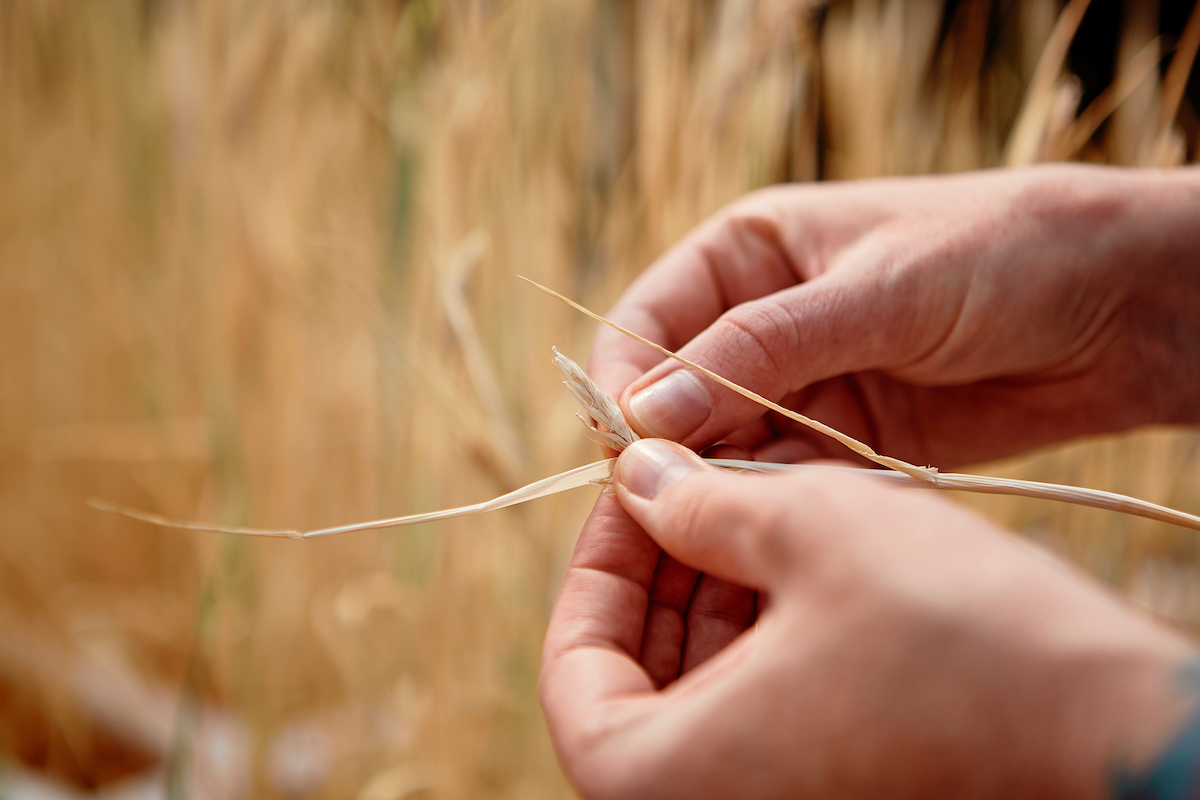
[{"xmin": 91, "ymin": 280, "xmax": 1200, "ymax": 536}]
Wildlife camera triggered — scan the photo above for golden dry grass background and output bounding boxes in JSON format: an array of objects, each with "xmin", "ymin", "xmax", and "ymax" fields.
[{"xmin": 1, "ymin": 1, "xmax": 1199, "ymax": 798}]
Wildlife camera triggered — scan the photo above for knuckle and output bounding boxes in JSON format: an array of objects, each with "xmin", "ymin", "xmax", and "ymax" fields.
[
  {"xmin": 681, "ymin": 475, "xmax": 800, "ymax": 567},
  {"xmin": 722, "ymin": 203, "xmax": 780, "ymax": 240},
  {"xmin": 718, "ymin": 207, "xmax": 789, "ymax": 273},
  {"xmin": 710, "ymin": 300, "xmax": 798, "ymax": 392}
]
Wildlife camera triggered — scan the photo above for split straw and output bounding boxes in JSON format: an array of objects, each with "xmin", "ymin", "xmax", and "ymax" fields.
[{"xmin": 90, "ymin": 279, "xmax": 1200, "ymax": 536}]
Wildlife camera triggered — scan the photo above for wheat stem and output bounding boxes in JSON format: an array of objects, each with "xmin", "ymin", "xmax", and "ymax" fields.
[{"xmin": 707, "ymin": 460, "xmax": 1200, "ymax": 532}]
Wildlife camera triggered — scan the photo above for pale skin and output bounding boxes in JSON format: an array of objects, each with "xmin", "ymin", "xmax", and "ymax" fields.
[{"xmin": 539, "ymin": 164, "xmax": 1200, "ymax": 798}]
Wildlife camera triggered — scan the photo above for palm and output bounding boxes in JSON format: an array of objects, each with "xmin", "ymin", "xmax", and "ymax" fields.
[{"xmin": 548, "ymin": 493, "xmax": 756, "ymax": 691}]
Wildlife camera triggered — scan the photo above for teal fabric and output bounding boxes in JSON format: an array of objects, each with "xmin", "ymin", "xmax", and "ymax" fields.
[{"xmin": 1114, "ymin": 662, "xmax": 1200, "ymax": 800}]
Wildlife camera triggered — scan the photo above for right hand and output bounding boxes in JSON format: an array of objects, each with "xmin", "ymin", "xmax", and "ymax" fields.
[
  {"xmin": 591, "ymin": 164, "xmax": 1200, "ymax": 467},
  {"xmin": 540, "ymin": 439, "xmax": 1197, "ymax": 799}
]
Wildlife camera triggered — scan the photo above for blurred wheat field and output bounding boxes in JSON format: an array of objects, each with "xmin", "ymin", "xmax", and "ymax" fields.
[{"xmin": 1, "ymin": 1, "xmax": 1199, "ymax": 798}]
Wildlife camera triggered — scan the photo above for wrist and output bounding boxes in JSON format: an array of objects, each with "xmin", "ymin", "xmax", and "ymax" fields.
[
  {"xmin": 1105, "ymin": 167, "xmax": 1200, "ymax": 425},
  {"xmin": 1054, "ymin": 636, "xmax": 1198, "ymax": 799},
  {"xmin": 1105, "ymin": 654, "xmax": 1200, "ymax": 800},
  {"xmin": 1021, "ymin": 164, "xmax": 1200, "ymax": 426},
  {"xmin": 975, "ymin": 560, "xmax": 1197, "ymax": 799}
]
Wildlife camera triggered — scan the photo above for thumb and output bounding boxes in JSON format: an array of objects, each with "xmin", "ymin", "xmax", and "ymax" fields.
[
  {"xmin": 620, "ymin": 268, "xmax": 930, "ymax": 450},
  {"xmin": 613, "ymin": 439, "xmax": 804, "ymax": 591}
]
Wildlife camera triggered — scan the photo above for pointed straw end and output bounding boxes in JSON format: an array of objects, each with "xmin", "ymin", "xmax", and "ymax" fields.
[
  {"xmin": 518, "ymin": 276, "xmax": 589, "ymax": 316},
  {"xmin": 87, "ymin": 497, "xmax": 302, "ymax": 539}
]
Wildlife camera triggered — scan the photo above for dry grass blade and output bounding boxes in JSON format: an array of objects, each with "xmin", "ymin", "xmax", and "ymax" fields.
[
  {"xmin": 91, "ymin": 459, "xmax": 617, "ymax": 539},
  {"xmin": 931, "ymin": 471, "xmax": 1200, "ymax": 531},
  {"xmin": 1159, "ymin": 1, "xmax": 1200, "ymax": 132},
  {"xmin": 441, "ymin": 231, "xmax": 526, "ymax": 486},
  {"xmin": 709, "ymin": 460, "xmax": 1200, "ymax": 532},
  {"xmin": 1152, "ymin": 0, "xmax": 1200, "ymax": 164},
  {"xmin": 87, "ymin": 499, "xmax": 303, "ymax": 539},
  {"xmin": 1057, "ymin": 37, "xmax": 1162, "ymax": 160},
  {"xmin": 299, "ymin": 459, "xmax": 616, "ymax": 538},
  {"xmin": 1005, "ymin": 0, "xmax": 1092, "ymax": 165}
]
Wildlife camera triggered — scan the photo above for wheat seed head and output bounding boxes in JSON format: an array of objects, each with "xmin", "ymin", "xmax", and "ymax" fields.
[{"xmin": 551, "ymin": 347, "xmax": 639, "ymax": 452}]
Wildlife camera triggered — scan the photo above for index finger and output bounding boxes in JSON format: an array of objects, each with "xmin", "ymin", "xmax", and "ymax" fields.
[{"xmin": 588, "ymin": 197, "xmax": 803, "ymax": 404}]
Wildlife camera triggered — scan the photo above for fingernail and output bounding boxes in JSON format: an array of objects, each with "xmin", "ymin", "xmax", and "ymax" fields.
[
  {"xmin": 628, "ymin": 371, "xmax": 711, "ymax": 440},
  {"xmin": 619, "ymin": 440, "xmax": 703, "ymax": 500}
]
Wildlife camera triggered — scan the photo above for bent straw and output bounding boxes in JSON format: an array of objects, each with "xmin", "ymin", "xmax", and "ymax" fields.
[
  {"xmin": 518, "ymin": 276, "xmax": 937, "ymax": 485},
  {"xmin": 90, "ymin": 459, "xmax": 617, "ymax": 539},
  {"xmin": 87, "ymin": 499, "xmax": 304, "ymax": 539},
  {"xmin": 299, "ymin": 459, "xmax": 616, "ymax": 538},
  {"xmin": 707, "ymin": 461, "xmax": 1200, "ymax": 532}
]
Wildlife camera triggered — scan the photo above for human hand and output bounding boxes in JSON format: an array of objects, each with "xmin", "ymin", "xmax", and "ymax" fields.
[
  {"xmin": 591, "ymin": 165, "xmax": 1200, "ymax": 467},
  {"xmin": 539, "ymin": 439, "xmax": 1197, "ymax": 799}
]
